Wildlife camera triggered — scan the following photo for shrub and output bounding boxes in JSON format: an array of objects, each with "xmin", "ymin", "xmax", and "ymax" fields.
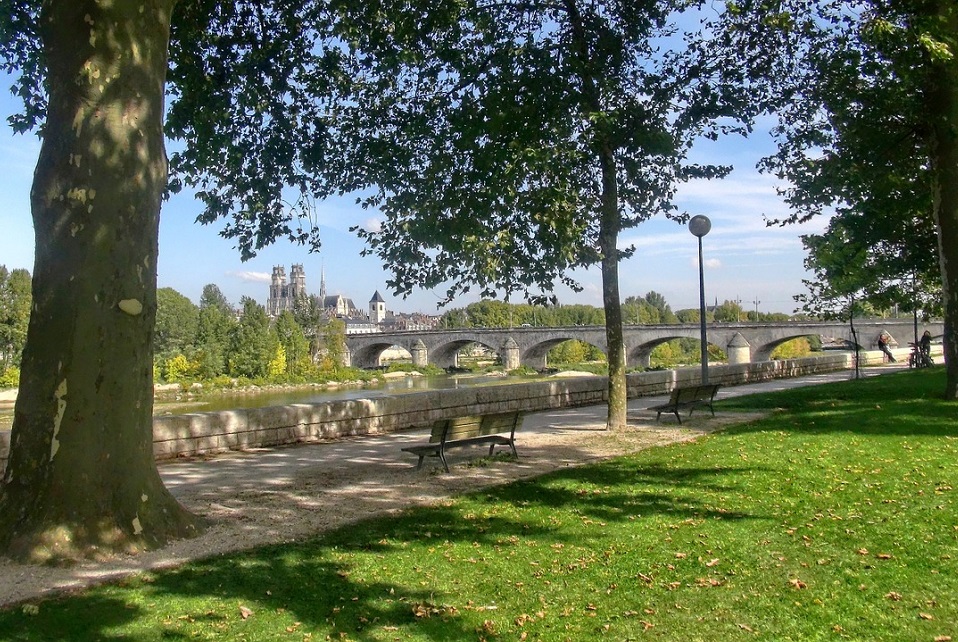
[{"xmin": 0, "ymin": 366, "xmax": 19, "ymax": 388}]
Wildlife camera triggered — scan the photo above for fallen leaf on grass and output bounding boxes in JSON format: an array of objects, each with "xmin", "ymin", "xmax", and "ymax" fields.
[
  {"xmin": 885, "ymin": 592, "xmax": 902, "ymax": 601},
  {"xmin": 919, "ymin": 612, "xmax": 934, "ymax": 620},
  {"xmin": 239, "ymin": 606, "xmax": 253, "ymax": 620},
  {"xmin": 788, "ymin": 578, "xmax": 807, "ymax": 590}
]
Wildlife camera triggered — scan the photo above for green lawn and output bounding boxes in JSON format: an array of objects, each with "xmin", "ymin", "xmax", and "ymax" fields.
[{"xmin": 1, "ymin": 368, "xmax": 956, "ymax": 641}]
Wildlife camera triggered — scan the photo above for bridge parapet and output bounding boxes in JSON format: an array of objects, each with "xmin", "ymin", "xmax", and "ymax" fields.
[{"xmin": 343, "ymin": 321, "xmax": 944, "ymax": 370}]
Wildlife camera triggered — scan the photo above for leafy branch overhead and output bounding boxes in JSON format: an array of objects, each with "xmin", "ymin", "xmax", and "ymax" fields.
[{"xmin": 329, "ymin": 0, "xmax": 774, "ymax": 303}]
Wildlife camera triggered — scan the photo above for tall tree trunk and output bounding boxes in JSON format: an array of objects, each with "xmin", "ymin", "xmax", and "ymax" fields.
[
  {"xmin": 927, "ymin": 2, "xmax": 958, "ymax": 399},
  {"xmin": 563, "ymin": 0, "xmax": 627, "ymax": 430},
  {"xmin": 598, "ymin": 145, "xmax": 628, "ymax": 431},
  {"xmin": 0, "ymin": 0, "xmax": 203, "ymax": 562}
]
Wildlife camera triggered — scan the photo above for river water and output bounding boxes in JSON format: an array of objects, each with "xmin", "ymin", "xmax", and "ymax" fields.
[{"xmin": 153, "ymin": 372, "xmax": 533, "ymax": 415}]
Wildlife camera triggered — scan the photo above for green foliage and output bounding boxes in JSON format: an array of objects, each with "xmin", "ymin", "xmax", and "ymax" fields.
[
  {"xmin": 162, "ymin": 354, "xmax": 201, "ymax": 383},
  {"xmin": 316, "ymin": 318, "xmax": 347, "ymax": 372},
  {"xmin": 441, "ymin": 301, "xmax": 605, "ymax": 329},
  {"xmin": 5, "ymin": 371, "xmax": 956, "ymax": 640},
  {"xmin": 227, "ymin": 297, "xmax": 276, "ymax": 379},
  {"xmin": 194, "ymin": 288, "xmax": 236, "ymax": 379},
  {"xmin": 273, "ymin": 310, "xmax": 312, "ymax": 378},
  {"xmin": 712, "ymin": 299, "xmax": 746, "ymax": 322},
  {"xmin": 622, "ymin": 291, "xmax": 679, "ymax": 324},
  {"xmin": 0, "ymin": 366, "xmax": 19, "ymax": 388},
  {"xmin": 155, "ymin": 287, "xmax": 200, "ymax": 362},
  {"xmin": 547, "ymin": 339, "xmax": 604, "ymax": 365},
  {"xmin": 385, "ymin": 362, "xmax": 444, "ymax": 377},
  {"xmin": 770, "ymin": 337, "xmax": 813, "ymax": 360},
  {"xmin": 266, "ymin": 344, "xmax": 287, "ymax": 378},
  {"xmin": 757, "ymin": 3, "xmax": 948, "ymax": 322},
  {"xmin": 0, "ymin": 266, "xmax": 31, "ymax": 370}
]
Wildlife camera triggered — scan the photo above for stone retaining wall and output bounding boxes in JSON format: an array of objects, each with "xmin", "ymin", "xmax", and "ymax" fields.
[{"xmin": 0, "ymin": 351, "xmax": 888, "ymax": 475}]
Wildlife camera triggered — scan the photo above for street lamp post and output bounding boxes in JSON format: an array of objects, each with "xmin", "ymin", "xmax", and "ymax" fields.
[{"xmin": 689, "ymin": 215, "xmax": 712, "ymax": 384}]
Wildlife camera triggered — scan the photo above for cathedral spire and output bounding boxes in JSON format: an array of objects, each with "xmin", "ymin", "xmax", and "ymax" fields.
[{"xmin": 320, "ymin": 262, "xmax": 327, "ymax": 300}]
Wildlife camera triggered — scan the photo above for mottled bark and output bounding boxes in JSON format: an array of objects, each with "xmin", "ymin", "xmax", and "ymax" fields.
[
  {"xmin": 598, "ymin": 144, "xmax": 628, "ymax": 431},
  {"xmin": 927, "ymin": 3, "xmax": 958, "ymax": 399},
  {"xmin": 0, "ymin": 0, "xmax": 203, "ymax": 562}
]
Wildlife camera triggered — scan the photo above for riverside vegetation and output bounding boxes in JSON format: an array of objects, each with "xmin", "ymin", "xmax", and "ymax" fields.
[
  {"xmin": 0, "ymin": 368, "xmax": 953, "ymax": 640},
  {"xmin": 0, "ymin": 273, "xmax": 822, "ymax": 395}
]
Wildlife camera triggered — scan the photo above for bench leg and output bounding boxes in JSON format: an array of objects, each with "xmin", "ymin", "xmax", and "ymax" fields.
[
  {"xmin": 673, "ymin": 410, "xmax": 682, "ymax": 424},
  {"xmin": 486, "ymin": 442, "xmax": 519, "ymax": 461},
  {"xmin": 438, "ymin": 447, "xmax": 450, "ymax": 473}
]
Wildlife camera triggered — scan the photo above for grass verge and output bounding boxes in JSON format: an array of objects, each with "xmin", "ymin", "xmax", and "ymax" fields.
[{"xmin": 1, "ymin": 368, "xmax": 956, "ymax": 641}]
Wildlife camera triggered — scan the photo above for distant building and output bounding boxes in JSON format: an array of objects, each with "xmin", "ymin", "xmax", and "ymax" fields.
[
  {"xmin": 267, "ymin": 264, "xmax": 306, "ymax": 316},
  {"xmin": 266, "ymin": 265, "xmax": 441, "ymax": 333},
  {"xmin": 381, "ymin": 312, "xmax": 441, "ymax": 332},
  {"xmin": 370, "ymin": 290, "xmax": 387, "ymax": 324}
]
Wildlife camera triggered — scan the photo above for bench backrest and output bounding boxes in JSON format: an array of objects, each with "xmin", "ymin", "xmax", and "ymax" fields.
[
  {"xmin": 479, "ymin": 411, "xmax": 524, "ymax": 437},
  {"xmin": 671, "ymin": 383, "xmax": 720, "ymax": 403},
  {"xmin": 429, "ymin": 412, "xmax": 523, "ymax": 444}
]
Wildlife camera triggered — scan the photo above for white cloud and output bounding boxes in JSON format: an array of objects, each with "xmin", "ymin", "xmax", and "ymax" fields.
[
  {"xmin": 363, "ymin": 217, "xmax": 383, "ymax": 233},
  {"xmin": 227, "ymin": 270, "xmax": 272, "ymax": 284}
]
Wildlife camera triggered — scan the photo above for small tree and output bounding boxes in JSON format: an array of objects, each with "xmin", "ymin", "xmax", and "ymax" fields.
[
  {"xmin": 274, "ymin": 310, "xmax": 311, "ymax": 378},
  {"xmin": 227, "ymin": 297, "xmax": 276, "ymax": 380},
  {"xmin": 0, "ymin": 266, "xmax": 31, "ymax": 371}
]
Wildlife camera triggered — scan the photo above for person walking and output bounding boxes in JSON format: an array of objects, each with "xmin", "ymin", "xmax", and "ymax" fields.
[{"xmin": 877, "ymin": 332, "xmax": 897, "ymax": 362}]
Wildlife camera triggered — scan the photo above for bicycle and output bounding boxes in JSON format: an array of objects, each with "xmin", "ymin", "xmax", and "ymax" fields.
[{"xmin": 908, "ymin": 342, "xmax": 934, "ymax": 368}]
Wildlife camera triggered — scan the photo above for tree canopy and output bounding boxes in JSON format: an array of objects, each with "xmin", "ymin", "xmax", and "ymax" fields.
[{"xmin": 317, "ymin": 0, "xmax": 781, "ymax": 428}]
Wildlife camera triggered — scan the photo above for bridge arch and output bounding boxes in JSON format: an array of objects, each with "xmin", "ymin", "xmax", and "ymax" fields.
[
  {"xmin": 425, "ymin": 337, "xmax": 500, "ymax": 369},
  {"xmin": 627, "ymin": 333, "xmax": 729, "ymax": 369},
  {"xmin": 521, "ymin": 335, "xmax": 607, "ymax": 370},
  {"xmin": 349, "ymin": 340, "xmax": 414, "ymax": 368}
]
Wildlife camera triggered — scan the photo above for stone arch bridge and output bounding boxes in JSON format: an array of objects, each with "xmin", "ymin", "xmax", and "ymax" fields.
[{"xmin": 344, "ymin": 321, "xmax": 943, "ymax": 369}]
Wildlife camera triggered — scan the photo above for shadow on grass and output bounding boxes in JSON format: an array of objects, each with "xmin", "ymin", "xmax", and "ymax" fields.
[{"xmin": 0, "ymin": 455, "xmax": 765, "ymax": 640}]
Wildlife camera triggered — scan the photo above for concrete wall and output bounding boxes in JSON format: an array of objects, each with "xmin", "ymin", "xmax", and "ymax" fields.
[{"xmin": 0, "ymin": 351, "xmax": 906, "ymax": 474}]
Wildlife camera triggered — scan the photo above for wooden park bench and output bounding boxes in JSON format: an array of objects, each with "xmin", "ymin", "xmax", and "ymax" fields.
[
  {"xmin": 647, "ymin": 383, "xmax": 720, "ymax": 424},
  {"xmin": 402, "ymin": 411, "xmax": 523, "ymax": 472}
]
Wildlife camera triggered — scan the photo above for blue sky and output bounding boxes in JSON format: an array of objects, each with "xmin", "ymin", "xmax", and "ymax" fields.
[{"xmin": 0, "ymin": 97, "xmax": 826, "ymax": 316}]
